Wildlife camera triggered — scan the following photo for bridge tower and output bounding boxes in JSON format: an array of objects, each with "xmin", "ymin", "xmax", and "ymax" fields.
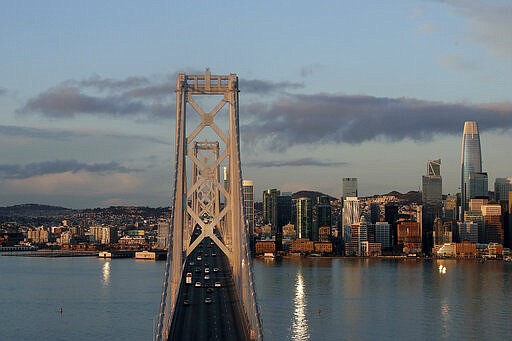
[{"xmin": 156, "ymin": 69, "xmax": 262, "ymax": 340}]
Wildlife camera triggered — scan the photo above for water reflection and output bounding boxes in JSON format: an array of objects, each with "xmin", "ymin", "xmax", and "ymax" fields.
[
  {"xmin": 102, "ymin": 261, "xmax": 110, "ymax": 287},
  {"xmin": 291, "ymin": 267, "xmax": 309, "ymax": 341}
]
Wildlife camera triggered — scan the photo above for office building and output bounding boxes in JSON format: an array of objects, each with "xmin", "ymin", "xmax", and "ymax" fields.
[
  {"xmin": 458, "ymin": 221, "xmax": 478, "ymax": 243},
  {"xmin": 292, "ymin": 197, "xmax": 313, "ymax": 240},
  {"xmin": 156, "ymin": 218, "xmax": 170, "ymax": 249},
  {"xmin": 342, "ymin": 178, "xmax": 358, "ymax": 198},
  {"xmin": 385, "ymin": 204, "xmax": 399, "ymax": 246},
  {"xmin": 315, "ymin": 196, "xmax": 332, "ymax": 241},
  {"xmin": 342, "ymin": 197, "xmax": 360, "ymax": 242},
  {"xmin": 263, "ymin": 188, "xmax": 280, "ymax": 234},
  {"xmin": 481, "ymin": 204, "xmax": 504, "ymax": 244},
  {"xmin": 422, "ymin": 159, "xmax": 442, "ymax": 253},
  {"xmin": 495, "ymin": 178, "xmax": 512, "ymax": 202},
  {"xmin": 443, "ymin": 195, "xmax": 458, "ymax": 221},
  {"xmin": 277, "ymin": 192, "xmax": 292, "ymax": 232},
  {"xmin": 397, "ymin": 220, "xmax": 422, "ymax": 254},
  {"xmin": 464, "ymin": 210, "xmax": 485, "ymax": 243},
  {"xmin": 469, "ymin": 172, "xmax": 488, "ymax": 199},
  {"xmin": 375, "ymin": 222, "xmax": 391, "ymax": 249},
  {"xmin": 461, "ymin": 121, "xmax": 482, "ymax": 213},
  {"xmin": 242, "ymin": 180, "xmax": 255, "ymax": 236}
]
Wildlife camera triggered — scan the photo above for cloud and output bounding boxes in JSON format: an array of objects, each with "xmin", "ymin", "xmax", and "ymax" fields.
[
  {"xmin": 245, "ymin": 158, "xmax": 348, "ymax": 168},
  {"xmin": 64, "ymin": 75, "xmax": 151, "ymax": 91},
  {"xmin": 0, "ymin": 87, "xmax": 6, "ymax": 96},
  {"xmin": 437, "ymin": 54, "xmax": 479, "ymax": 72},
  {"xmin": 240, "ymin": 93, "xmax": 512, "ymax": 150},
  {"xmin": 0, "ymin": 160, "xmax": 138, "ymax": 179},
  {"xmin": 433, "ymin": 0, "xmax": 512, "ymax": 59},
  {"xmin": 18, "ymin": 86, "xmax": 147, "ymax": 118},
  {"xmin": 0, "ymin": 125, "xmax": 167, "ymax": 145},
  {"xmin": 300, "ymin": 64, "xmax": 323, "ymax": 77},
  {"xmin": 19, "ymin": 73, "xmax": 304, "ymax": 119},
  {"xmin": 239, "ymin": 79, "xmax": 304, "ymax": 94},
  {"xmin": 3, "ymin": 172, "xmax": 141, "ymax": 196},
  {"xmin": 417, "ymin": 22, "xmax": 436, "ymax": 34}
]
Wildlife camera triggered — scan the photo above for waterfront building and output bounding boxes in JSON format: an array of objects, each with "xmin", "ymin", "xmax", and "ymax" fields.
[
  {"xmin": 422, "ymin": 159, "xmax": 442, "ymax": 253},
  {"xmin": 461, "ymin": 121, "xmax": 483, "ymax": 214},
  {"xmin": 90, "ymin": 226, "xmax": 118, "ymax": 245},
  {"xmin": 315, "ymin": 196, "xmax": 331, "ymax": 241},
  {"xmin": 495, "ymin": 178, "xmax": 512, "ymax": 202},
  {"xmin": 481, "ymin": 204, "xmax": 504, "ymax": 244},
  {"xmin": 318, "ymin": 226, "xmax": 332, "ymax": 242},
  {"xmin": 360, "ymin": 241, "xmax": 382, "ymax": 256},
  {"xmin": 397, "ymin": 220, "xmax": 422, "ymax": 254},
  {"xmin": 375, "ymin": 222, "xmax": 391, "ymax": 249},
  {"xmin": 342, "ymin": 178, "xmax": 358, "ymax": 198},
  {"xmin": 263, "ymin": 188, "xmax": 280, "ymax": 235},
  {"xmin": 342, "ymin": 197, "xmax": 360, "ymax": 242},
  {"xmin": 156, "ymin": 218, "xmax": 170, "ymax": 249},
  {"xmin": 346, "ymin": 217, "xmax": 368, "ymax": 256},
  {"xmin": 27, "ymin": 227, "xmax": 49, "ymax": 244},
  {"xmin": 292, "ymin": 197, "xmax": 313, "ymax": 240},
  {"xmin": 242, "ymin": 180, "xmax": 255, "ymax": 236},
  {"xmin": 254, "ymin": 240, "xmax": 276, "ymax": 255}
]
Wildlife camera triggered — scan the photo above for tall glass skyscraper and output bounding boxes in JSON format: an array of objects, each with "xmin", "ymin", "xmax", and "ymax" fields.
[
  {"xmin": 461, "ymin": 121, "xmax": 482, "ymax": 214},
  {"xmin": 242, "ymin": 180, "xmax": 255, "ymax": 236},
  {"xmin": 292, "ymin": 197, "xmax": 313, "ymax": 239}
]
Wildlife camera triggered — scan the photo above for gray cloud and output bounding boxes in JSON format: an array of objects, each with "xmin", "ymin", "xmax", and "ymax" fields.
[
  {"xmin": 437, "ymin": 54, "xmax": 479, "ymax": 72},
  {"xmin": 0, "ymin": 87, "xmax": 6, "ymax": 96},
  {"xmin": 240, "ymin": 93, "xmax": 512, "ymax": 150},
  {"xmin": 300, "ymin": 64, "xmax": 323, "ymax": 77},
  {"xmin": 0, "ymin": 160, "xmax": 138, "ymax": 179},
  {"xmin": 19, "ymin": 74, "xmax": 305, "ymax": 119},
  {"xmin": 0, "ymin": 124, "xmax": 168, "ymax": 145},
  {"xmin": 239, "ymin": 79, "xmax": 304, "ymax": 94},
  {"xmin": 245, "ymin": 158, "xmax": 349, "ymax": 168},
  {"xmin": 18, "ymin": 86, "xmax": 146, "ymax": 118},
  {"xmin": 64, "ymin": 75, "xmax": 151, "ymax": 91}
]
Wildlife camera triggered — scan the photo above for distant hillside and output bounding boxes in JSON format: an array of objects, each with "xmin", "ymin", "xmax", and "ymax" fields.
[
  {"xmin": 0, "ymin": 204, "xmax": 74, "ymax": 217},
  {"xmin": 384, "ymin": 191, "xmax": 422, "ymax": 203}
]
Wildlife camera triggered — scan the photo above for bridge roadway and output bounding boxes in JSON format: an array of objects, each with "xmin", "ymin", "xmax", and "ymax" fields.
[{"xmin": 168, "ymin": 237, "xmax": 250, "ymax": 341}]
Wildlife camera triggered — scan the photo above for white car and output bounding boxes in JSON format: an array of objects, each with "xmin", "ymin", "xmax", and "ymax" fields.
[
  {"xmin": 204, "ymin": 274, "xmax": 210, "ymax": 280},
  {"xmin": 195, "ymin": 282, "xmax": 202, "ymax": 287},
  {"xmin": 214, "ymin": 281, "xmax": 222, "ymax": 287},
  {"xmin": 204, "ymin": 268, "xmax": 210, "ymax": 274}
]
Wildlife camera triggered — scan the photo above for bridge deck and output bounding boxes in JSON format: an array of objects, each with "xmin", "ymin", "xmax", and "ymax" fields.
[{"xmin": 168, "ymin": 237, "xmax": 250, "ymax": 341}]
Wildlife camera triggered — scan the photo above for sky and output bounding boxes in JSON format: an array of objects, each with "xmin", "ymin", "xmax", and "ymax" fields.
[{"xmin": 0, "ymin": 0, "xmax": 511, "ymax": 208}]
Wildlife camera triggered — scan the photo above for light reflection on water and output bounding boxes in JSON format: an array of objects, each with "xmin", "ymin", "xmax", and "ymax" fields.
[
  {"xmin": 254, "ymin": 258, "xmax": 512, "ymax": 341},
  {"xmin": 291, "ymin": 266, "xmax": 309, "ymax": 341},
  {"xmin": 102, "ymin": 261, "xmax": 111, "ymax": 287}
]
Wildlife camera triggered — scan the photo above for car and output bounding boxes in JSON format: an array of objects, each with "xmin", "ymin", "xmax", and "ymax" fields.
[
  {"xmin": 211, "ymin": 252, "xmax": 217, "ymax": 257},
  {"xmin": 204, "ymin": 268, "xmax": 210, "ymax": 274},
  {"xmin": 189, "ymin": 261, "xmax": 195, "ymax": 266},
  {"xmin": 213, "ymin": 267, "xmax": 219, "ymax": 273},
  {"xmin": 203, "ymin": 282, "xmax": 210, "ymax": 288},
  {"xmin": 204, "ymin": 297, "xmax": 212, "ymax": 304},
  {"xmin": 214, "ymin": 281, "xmax": 221, "ymax": 287},
  {"xmin": 183, "ymin": 299, "xmax": 190, "ymax": 306},
  {"xmin": 206, "ymin": 287, "xmax": 213, "ymax": 293},
  {"xmin": 196, "ymin": 256, "xmax": 202, "ymax": 261},
  {"xmin": 204, "ymin": 262, "xmax": 209, "ymax": 267},
  {"xmin": 204, "ymin": 274, "xmax": 210, "ymax": 280},
  {"xmin": 195, "ymin": 282, "xmax": 202, "ymax": 287},
  {"xmin": 194, "ymin": 267, "xmax": 201, "ymax": 273},
  {"xmin": 204, "ymin": 253, "xmax": 210, "ymax": 257}
]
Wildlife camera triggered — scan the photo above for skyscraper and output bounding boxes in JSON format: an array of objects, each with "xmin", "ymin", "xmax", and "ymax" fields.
[
  {"xmin": 461, "ymin": 121, "xmax": 482, "ymax": 214},
  {"xmin": 342, "ymin": 197, "xmax": 360, "ymax": 242},
  {"xmin": 242, "ymin": 180, "xmax": 255, "ymax": 236},
  {"xmin": 263, "ymin": 188, "xmax": 280, "ymax": 234},
  {"xmin": 422, "ymin": 159, "xmax": 442, "ymax": 254},
  {"xmin": 292, "ymin": 197, "xmax": 313, "ymax": 240},
  {"xmin": 342, "ymin": 178, "xmax": 358, "ymax": 199}
]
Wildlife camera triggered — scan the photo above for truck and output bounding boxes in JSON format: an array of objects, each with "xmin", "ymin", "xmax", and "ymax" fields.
[{"xmin": 185, "ymin": 272, "xmax": 192, "ymax": 284}]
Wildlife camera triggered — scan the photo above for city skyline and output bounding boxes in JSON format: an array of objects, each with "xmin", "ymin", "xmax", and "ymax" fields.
[{"xmin": 1, "ymin": 1, "xmax": 511, "ymax": 208}]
